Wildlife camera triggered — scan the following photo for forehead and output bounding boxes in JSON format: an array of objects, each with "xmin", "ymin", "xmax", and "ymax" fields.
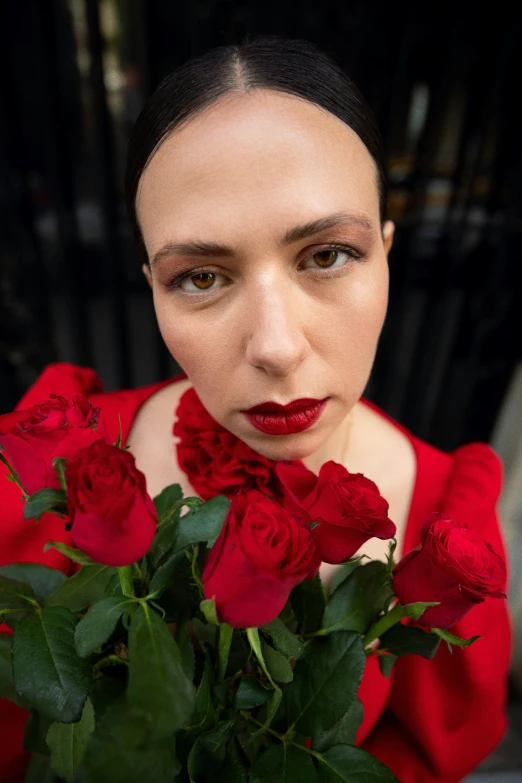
[{"xmin": 136, "ymin": 89, "xmax": 380, "ymax": 251}]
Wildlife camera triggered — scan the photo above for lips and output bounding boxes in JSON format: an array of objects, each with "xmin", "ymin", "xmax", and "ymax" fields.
[
  {"xmin": 243, "ymin": 398, "xmax": 326, "ymax": 414},
  {"xmin": 242, "ymin": 398, "xmax": 329, "ymax": 435}
]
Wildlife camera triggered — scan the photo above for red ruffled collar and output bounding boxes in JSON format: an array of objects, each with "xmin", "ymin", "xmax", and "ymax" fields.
[{"xmin": 173, "ymin": 387, "xmax": 303, "ymax": 501}]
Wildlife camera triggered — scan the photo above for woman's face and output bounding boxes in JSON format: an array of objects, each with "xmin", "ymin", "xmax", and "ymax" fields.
[{"xmin": 137, "ymin": 89, "xmax": 394, "ymax": 461}]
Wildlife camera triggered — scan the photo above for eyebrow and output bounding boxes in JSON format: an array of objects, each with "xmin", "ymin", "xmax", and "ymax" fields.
[{"xmin": 150, "ymin": 212, "xmax": 375, "ymax": 266}]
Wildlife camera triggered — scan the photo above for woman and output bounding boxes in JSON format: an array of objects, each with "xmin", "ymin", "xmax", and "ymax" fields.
[{"xmin": 0, "ymin": 35, "xmax": 511, "ymax": 782}]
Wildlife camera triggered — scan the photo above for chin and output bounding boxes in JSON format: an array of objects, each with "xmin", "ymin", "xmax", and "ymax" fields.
[{"xmin": 244, "ymin": 431, "xmax": 323, "ymax": 463}]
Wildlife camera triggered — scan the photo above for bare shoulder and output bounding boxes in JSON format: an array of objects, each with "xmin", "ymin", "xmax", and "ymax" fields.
[{"xmin": 127, "ymin": 377, "xmax": 194, "ymax": 499}]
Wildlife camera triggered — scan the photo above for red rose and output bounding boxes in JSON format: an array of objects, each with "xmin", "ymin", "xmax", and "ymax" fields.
[
  {"xmin": 392, "ymin": 512, "xmax": 507, "ymax": 628},
  {"xmin": 65, "ymin": 439, "xmax": 157, "ymax": 566},
  {"xmin": 202, "ymin": 489, "xmax": 320, "ymax": 628},
  {"xmin": 275, "ymin": 460, "xmax": 396, "ymax": 564},
  {"xmin": 174, "ymin": 387, "xmax": 280, "ymax": 501},
  {"xmin": 0, "ymin": 395, "xmax": 107, "ymax": 495}
]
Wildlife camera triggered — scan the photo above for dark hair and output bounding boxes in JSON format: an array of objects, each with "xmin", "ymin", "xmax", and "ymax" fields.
[{"xmin": 125, "ymin": 35, "xmax": 388, "ymax": 264}]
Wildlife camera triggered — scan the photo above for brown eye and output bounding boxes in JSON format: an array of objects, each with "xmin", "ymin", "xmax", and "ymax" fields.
[
  {"xmin": 189, "ymin": 272, "xmax": 216, "ymax": 290},
  {"xmin": 313, "ymin": 250, "xmax": 339, "ymax": 268},
  {"xmin": 300, "ymin": 245, "xmax": 360, "ymax": 273}
]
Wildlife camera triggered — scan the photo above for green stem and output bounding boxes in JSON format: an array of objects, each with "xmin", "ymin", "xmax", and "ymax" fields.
[
  {"xmin": 0, "ymin": 451, "xmax": 28, "ymax": 499},
  {"xmin": 191, "ymin": 543, "xmax": 204, "ymax": 596},
  {"xmin": 52, "ymin": 458, "xmax": 67, "ymax": 493},
  {"xmin": 117, "ymin": 565, "xmax": 135, "ymax": 597},
  {"xmin": 240, "ymin": 712, "xmax": 322, "ymax": 759},
  {"xmin": 93, "ymin": 654, "xmax": 129, "ymax": 675},
  {"xmin": 157, "ymin": 496, "xmax": 204, "ymax": 529},
  {"xmin": 363, "ymin": 602, "xmax": 404, "ymax": 649}
]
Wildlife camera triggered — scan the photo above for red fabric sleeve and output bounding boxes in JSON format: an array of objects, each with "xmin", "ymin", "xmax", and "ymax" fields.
[
  {"xmin": 0, "ymin": 363, "xmax": 104, "ymax": 782},
  {"xmin": 361, "ymin": 443, "xmax": 513, "ymax": 782}
]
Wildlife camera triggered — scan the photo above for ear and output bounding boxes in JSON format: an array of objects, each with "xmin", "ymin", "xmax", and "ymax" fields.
[
  {"xmin": 382, "ymin": 220, "xmax": 395, "ymax": 257},
  {"xmin": 142, "ymin": 263, "xmax": 153, "ymax": 289}
]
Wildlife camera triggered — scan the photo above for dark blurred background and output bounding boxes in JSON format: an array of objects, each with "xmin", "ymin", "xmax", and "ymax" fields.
[
  {"xmin": 1, "ymin": 2, "xmax": 522, "ymax": 776},
  {"xmin": 1, "ymin": 0, "xmax": 521, "ymax": 455}
]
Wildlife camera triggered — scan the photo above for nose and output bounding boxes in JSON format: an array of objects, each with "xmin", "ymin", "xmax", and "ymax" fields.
[{"xmin": 244, "ymin": 275, "xmax": 310, "ymax": 377}]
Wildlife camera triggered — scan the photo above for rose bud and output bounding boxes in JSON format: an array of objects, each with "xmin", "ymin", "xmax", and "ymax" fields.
[
  {"xmin": 174, "ymin": 387, "xmax": 278, "ymax": 500},
  {"xmin": 275, "ymin": 460, "xmax": 396, "ymax": 564},
  {"xmin": 392, "ymin": 512, "xmax": 507, "ymax": 629},
  {"xmin": 65, "ymin": 439, "xmax": 157, "ymax": 566},
  {"xmin": 202, "ymin": 489, "xmax": 320, "ymax": 628},
  {"xmin": 0, "ymin": 394, "xmax": 107, "ymax": 495}
]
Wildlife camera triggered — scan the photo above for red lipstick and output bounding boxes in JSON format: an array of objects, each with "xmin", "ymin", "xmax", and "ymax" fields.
[{"xmin": 242, "ymin": 397, "xmax": 329, "ymax": 435}]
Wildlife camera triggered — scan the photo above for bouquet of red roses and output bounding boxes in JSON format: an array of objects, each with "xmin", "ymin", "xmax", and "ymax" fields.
[{"xmin": 0, "ymin": 394, "xmax": 507, "ymax": 783}]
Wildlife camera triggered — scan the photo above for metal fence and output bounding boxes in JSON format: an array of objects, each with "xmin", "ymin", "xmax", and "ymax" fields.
[{"xmin": 1, "ymin": 0, "xmax": 521, "ymax": 452}]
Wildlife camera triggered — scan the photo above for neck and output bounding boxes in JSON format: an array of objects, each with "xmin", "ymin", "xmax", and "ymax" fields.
[{"xmin": 300, "ymin": 404, "xmax": 358, "ymax": 475}]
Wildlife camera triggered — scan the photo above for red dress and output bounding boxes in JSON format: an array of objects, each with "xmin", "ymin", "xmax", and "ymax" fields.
[{"xmin": 0, "ymin": 363, "xmax": 512, "ymax": 783}]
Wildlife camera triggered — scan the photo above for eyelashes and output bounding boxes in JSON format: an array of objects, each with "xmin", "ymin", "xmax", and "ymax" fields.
[{"xmin": 165, "ymin": 243, "xmax": 365, "ymax": 297}]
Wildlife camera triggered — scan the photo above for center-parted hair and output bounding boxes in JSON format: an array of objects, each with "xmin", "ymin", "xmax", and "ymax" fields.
[{"xmin": 125, "ymin": 34, "xmax": 388, "ymax": 264}]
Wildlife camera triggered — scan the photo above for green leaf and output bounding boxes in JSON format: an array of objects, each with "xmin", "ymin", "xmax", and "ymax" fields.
[
  {"xmin": 44, "ymin": 565, "xmax": 117, "ymax": 612},
  {"xmin": 291, "ymin": 575, "xmax": 326, "ymax": 634},
  {"xmin": 402, "ymin": 601, "xmax": 441, "ymax": 621},
  {"xmin": 103, "ymin": 572, "xmax": 123, "ymax": 598},
  {"xmin": 148, "ymin": 549, "xmax": 186, "ymax": 599},
  {"xmin": 46, "ymin": 697, "xmax": 95, "ymax": 782},
  {"xmin": 322, "ymin": 561, "xmax": 390, "ymax": 635},
  {"xmin": 379, "ymin": 623, "xmax": 441, "ymax": 659},
  {"xmin": 128, "ymin": 605, "xmax": 195, "ymax": 737},
  {"xmin": 0, "ymin": 634, "xmax": 14, "ymax": 698},
  {"xmin": 187, "ymin": 650, "xmax": 215, "ymax": 733},
  {"xmin": 0, "ymin": 574, "xmax": 36, "ymax": 630},
  {"xmin": 377, "ymin": 652, "xmax": 397, "ymax": 678},
  {"xmin": 431, "ymin": 627, "xmax": 482, "ymax": 647},
  {"xmin": 78, "ymin": 697, "xmax": 181, "ymax": 783},
  {"xmin": 0, "ymin": 563, "xmax": 66, "ymax": 600},
  {"xmin": 316, "ymin": 744, "xmax": 400, "ymax": 781},
  {"xmin": 0, "ymin": 573, "xmax": 36, "ymax": 611},
  {"xmin": 234, "ymin": 676, "xmax": 272, "ymax": 710},
  {"xmin": 153, "ymin": 483, "xmax": 183, "ymax": 522},
  {"xmin": 250, "ymin": 687, "xmax": 283, "ymax": 739},
  {"xmin": 249, "ymin": 743, "xmax": 320, "ymax": 783},
  {"xmin": 220, "ymin": 736, "xmax": 249, "ymax": 783},
  {"xmin": 218, "ymin": 621, "xmax": 234, "ymax": 681},
  {"xmin": 260, "ymin": 638, "xmax": 293, "ymax": 683},
  {"xmin": 284, "ymin": 631, "xmax": 365, "ymax": 736},
  {"xmin": 23, "ymin": 488, "xmax": 67, "ymax": 522},
  {"xmin": 187, "ymin": 720, "xmax": 234, "ymax": 782},
  {"xmin": 174, "ymin": 495, "xmax": 230, "ymax": 551},
  {"xmin": 114, "ymin": 414, "xmax": 123, "ymax": 449},
  {"xmin": 12, "ymin": 606, "xmax": 92, "ymax": 722},
  {"xmin": 43, "ymin": 542, "xmax": 96, "ymax": 566},
  {"xmin": 327, "ymin": 557, "xmax": 367, "ymax": 594},
  {"xmin": 0, "ymin": 633, "xmax": 30, "ymax": 708},
  {"xmin": 261, "ymin": 617, "xmax": 304, "ymax": 660},
  {"xmin": 175, "ymin": 620, "xmax": 196, "ymax": 681},
  {"xmin": 74, "ymin": 596, "xmax": 131, "ymax": 657},
  {"xmin": 192, "ymin": 616, "xmax": 218, "ymax": 649},
  {"xmin": 247, "ymin": 627, "xmax": 279, "ymax": 690},
  {"xmin": 312, "ymin": 697, "xmax": 364, "ymax": 752}
]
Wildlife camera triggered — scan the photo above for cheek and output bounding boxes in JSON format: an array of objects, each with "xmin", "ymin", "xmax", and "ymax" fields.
[
  {"xmin": 152, "ymin": 292, "xmax": 228, "ymax": 383},
  {"xmin": 319, "ymin": 258, "xmax": 389, "ymax": 369}
]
